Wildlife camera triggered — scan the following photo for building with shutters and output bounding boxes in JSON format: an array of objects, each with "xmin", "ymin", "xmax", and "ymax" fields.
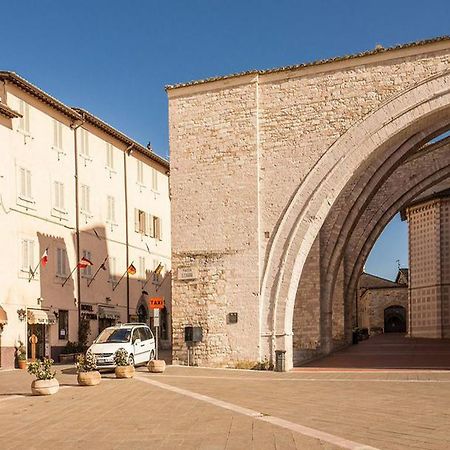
[{"xmin": 0, "ymin": 72, "xmax": 171, "ymax": 368}]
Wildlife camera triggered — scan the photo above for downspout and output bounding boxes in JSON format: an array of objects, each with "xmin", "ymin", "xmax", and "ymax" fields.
[
  {"xmin": 124, "ymin": 144, "xmax": 133, "ymax": 322},
  {"xmin": 71, "ymin": 116, "xmax": 85, "ymax": 337}
]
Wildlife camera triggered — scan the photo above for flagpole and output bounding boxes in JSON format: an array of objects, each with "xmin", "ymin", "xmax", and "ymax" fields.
[
  {"xmin": 29, "ymin": 248, "xmax": 48, "ymax": 283},
  {"xmin": 87, "ymin": 256, "xmax": 108, "ymax": 287},
  {"xmin": 113, "ymin": 261, "xmax": 134, "ymax": 292},
  {"xmin": 62, "ymin": 265, "xmax": 78, "ymax": 287}
]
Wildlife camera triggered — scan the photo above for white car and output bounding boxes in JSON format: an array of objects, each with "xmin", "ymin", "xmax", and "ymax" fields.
[{"xmin": 88, "ymin": 323, "xmax": 155, "ymax": 369}]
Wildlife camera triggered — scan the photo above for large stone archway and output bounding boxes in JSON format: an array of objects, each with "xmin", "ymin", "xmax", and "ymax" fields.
[{"xmin": 168, "ymin": 37, "xmax": 450, "ymax": 368}]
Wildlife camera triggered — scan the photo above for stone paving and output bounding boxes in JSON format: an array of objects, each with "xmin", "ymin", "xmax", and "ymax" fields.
[{"xmin": 1, "ymin": 359, "xmax": 450, "ymax": 450}]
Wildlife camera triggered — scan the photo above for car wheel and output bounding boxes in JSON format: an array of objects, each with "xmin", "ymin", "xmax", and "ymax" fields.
[
  {"xmin": 128, "ymin": 354, "xmax": 135, "ymax": 366},
  {"xmin": 149, "ymin": 350, "xmax": 155, "ymax": 361}
]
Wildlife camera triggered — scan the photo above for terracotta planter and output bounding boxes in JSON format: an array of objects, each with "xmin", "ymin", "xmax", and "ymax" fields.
[
  {"xmin": 31, "ymin": 378, "xmax": 59, "ymax": 396},
  {"xmin": 147, "ymin": 359, "xmax": 166, "ymax": 373},
  {"xmin": 17, "ymin": 359, "xmax": 27, "ymax": 370},
  {"xmin": 77, "ymin": 371, "xmax": 101, "ymax": 386},
  {"xmin": 115, "ymin": 365, "xmax": 135, "ymax": 378}
]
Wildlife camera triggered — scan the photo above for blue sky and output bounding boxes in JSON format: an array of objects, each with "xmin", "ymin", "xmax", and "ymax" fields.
[{"xmin": 1, "ymin": 0, "xmax": 448, "ymax": 279}]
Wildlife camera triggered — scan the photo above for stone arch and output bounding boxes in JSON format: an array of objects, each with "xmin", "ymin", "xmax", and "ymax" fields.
[
  {"xmin": 261, "ymin": 70, "xmax": 450, "ymax": 369},
  {"xmin": 384, "ymin": 306, "xmax": 407, "ymax": 333},
  {"xmin": 292, "ymin": 138, "xmax": 450, "ymax": 364}
]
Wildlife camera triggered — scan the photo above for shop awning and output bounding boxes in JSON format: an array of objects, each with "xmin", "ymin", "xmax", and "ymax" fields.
[
  {"xmin": 98, "ymin": 306, "xmax": 120, "ymax": 320},
  {"xmin": 0, "ymin": 306, "xmax": 7, "ymax": 324},
  {"xmin": 27, "ymin": 309, "xmax": 57, "ymax": 325}
]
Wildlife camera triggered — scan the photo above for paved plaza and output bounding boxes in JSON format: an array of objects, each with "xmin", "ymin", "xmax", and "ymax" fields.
[{"xmin": 1, "ymin": 341, "xmax": 450, "ymax": 450}]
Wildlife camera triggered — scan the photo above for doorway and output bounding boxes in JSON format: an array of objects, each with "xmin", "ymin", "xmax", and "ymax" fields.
[
  {"xmin": 27, "ymin": 323, "xmax": 46, "ymax": 360},
  {"xmin": 384, "ymin": 306, "xmax": 406, "ymax": 333}
]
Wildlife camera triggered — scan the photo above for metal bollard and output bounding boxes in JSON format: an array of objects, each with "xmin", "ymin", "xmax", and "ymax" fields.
[{"xmin": 275, "ymin": 350, "xmax": 286, "ymax": 372}]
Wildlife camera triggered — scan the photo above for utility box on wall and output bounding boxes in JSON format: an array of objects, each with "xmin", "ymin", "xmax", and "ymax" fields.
[{"xmin": 184, "ymin": 326, "xmax": 203, "ymax": 343}]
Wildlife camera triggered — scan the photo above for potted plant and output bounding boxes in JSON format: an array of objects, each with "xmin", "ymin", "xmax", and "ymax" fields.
[
  {"xmin": 114, "ymin": 348, "xmax": 135, "ymax": 379},
  {"xmin": 16, "ymin": 341, "xmax": 27, "ymax": 370},
  {"xmin": 27, "ymin": 358, "xmax": 59, "ymax": 395},
  {"xmin": 76, "ymin": 351, "xmax": 101, "ymax": 386}
]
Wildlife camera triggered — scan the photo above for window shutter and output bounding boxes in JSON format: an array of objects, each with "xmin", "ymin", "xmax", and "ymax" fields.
[
  {"xmin": 25, "ymin": 103, "xmax": 30, "ymax": 132},
  {"xmin": 26, "ymin": 170, "xmax": 31, "ymax": 198},
  {"xmin": 134, "ymin": 208, "xmax": 139, "ymax": 232},
  {"xmin": 149, "ymin": 214, "xmax": 155, "ymax": 238},
  {"xmin": 53, "ymin": 120, "xmax": 58, "ymax": 147},
  {"xmin": 59, "ymin": 123, "xmax": 63, "ymax": 149},
  {"xmin": 157, "ymin": 217, "xmax": 162, "ymax": 240},
  {"xmin": 20, "ymin": 168, "xmax": 26, "ymax": 196},
  {"xmin": 60, "ymin": 183, "xmax": 64, "ymax": 209},
  {"xmin": 21, "ymin": 240, "xmax": 28, "ymax": 270},
  {"xmin": 29, "ymin": 241, "xmax": 34, "ymax": 269}
]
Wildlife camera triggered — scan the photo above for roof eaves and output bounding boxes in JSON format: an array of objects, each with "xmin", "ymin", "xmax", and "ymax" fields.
[
  {"xmin": 0, "ymin": 101, "xmax": 22, "ymax": 119},
  {"xmin": 165, "ymin": 35, "xmax": 450, "ymax": 91},
  {"xmin": 72, "ymin": 107, "xmax": 169, "ymax": 170},
  {"xmin": 0, "ymin": 71, "xmax": 82, "ymax": 120}
]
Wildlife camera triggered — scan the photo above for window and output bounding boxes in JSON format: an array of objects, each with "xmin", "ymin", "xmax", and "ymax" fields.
[
  {"xmin": 138, "ymin": 256, "xmax": 145, "ymax": 279},
  {"xmin": 137, "ymin": 160, "xmax": 144, "ymax": 184},
  {"xmin": 20, "ymin": 239, "xmax": 34, "ymax": 273},
  {"xmin": 151, "ymin": 168, "xmax": 158, "ymax": 191},
  {"xmin": 56, "ymin": 248, "xmax": 68, "ymax": 276},
  {"xmin": 108, "ymin": 257, "xmax": 116, "ymax": 282},
  {"xmin": 54, "ymin": 181, "xmax": 65, "ymax": 210},
  {"xmin": 82, "ymin": 250, "xmax": 92, "ymax": 277},
  {"xmin": 135, "ymin": 209, "xmax": 146, "ymax": 234},
  {"xmin": 154, "ymin": 216, "xmax": 162, "ymax": 240},
  {"xmin": 107, "ymin": 195, "xmax": 115, "ymax": 222},
  {"xmin": 18, "ymin": 99, "xmax": 30, "ymax": 133},
  {"xmin": 106, "ymin": 143, "xmax": 114, "ymax": 169},
  {"xmin": 79, "ymin": 128, "xmax": 89, "ymax": 157},
  {"xmin": 58, "ymin": 310, "xmax": 69, "ymax": 340},
  {"xmin": 53, "ymin": 120, "xmax": 63, "ymax": 149},
  {"xmin": 19, "ymin": 167, "xmax": 32, "ymax": 199},
  {"xmin": 80, "ymin": 185, "xmax": 90, "ymax": 213},
  {"xmin": 132, "ymin": 328, "xmax": 140, "ymax": 343}
]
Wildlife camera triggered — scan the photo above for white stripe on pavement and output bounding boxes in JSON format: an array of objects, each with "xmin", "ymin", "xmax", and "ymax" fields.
[{"xmin": 135, "ymin": 375, "xmax": 380, "ymax": 450}]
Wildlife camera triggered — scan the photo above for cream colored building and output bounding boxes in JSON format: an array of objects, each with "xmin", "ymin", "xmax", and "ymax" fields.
[{"xmin": 0, "ymin": 72, "xmax": 171, "ymax": 368}]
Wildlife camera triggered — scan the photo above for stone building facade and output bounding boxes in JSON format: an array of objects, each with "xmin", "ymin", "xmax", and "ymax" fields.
[
  {"xmin": 0, "ymin": 72, "xmax": 171, "ymax": 368},
  {"xmin": 357, "ymin": 272, "xmax": 408, "ymax": 334},
  {"xmin": 168, "ymin": 37, "xmax": 450, "ymax": 369},
  {"xmin": 406, "ymin": 192, "xmax": 450, "ymax": 338}
]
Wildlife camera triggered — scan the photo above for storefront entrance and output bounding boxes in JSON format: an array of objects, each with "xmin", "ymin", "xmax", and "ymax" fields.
[{"xmin": 27, "ymin": 323, "xmax": 46, "ymax": 360}]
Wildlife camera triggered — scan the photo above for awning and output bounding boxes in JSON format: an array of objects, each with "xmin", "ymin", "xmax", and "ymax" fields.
[
  {"xmin": 0, "ymin": 306, "xmax": 7, "ymax": 324},
  {"xmin": 27, "ymin": 309, "xmax": 57, "ymax": 325},
  {"xmin": 98, "ymin": 306, "xmax": 120, "ymax": 320}
]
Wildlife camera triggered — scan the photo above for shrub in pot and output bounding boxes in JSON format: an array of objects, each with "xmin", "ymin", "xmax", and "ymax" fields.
[
  {"xmin": 76, "ymin": 351, "xmax": 101, "ymax": 386},
  {"xmin": 27, "ymin": 358, "xmax": 59, "ymax": 396},
  {"xmin": 16, "ymin": 341, "xmax": 27, "ymax": 370},
  {"xmin": 114, "ymin": 348, "xmax": 135, "ymax": 379}
]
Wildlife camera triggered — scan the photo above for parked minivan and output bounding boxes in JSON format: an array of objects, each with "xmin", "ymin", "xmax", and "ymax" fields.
[{"xmin": 88, "ymin": 323, "xmax": 155, "ymax": 369}]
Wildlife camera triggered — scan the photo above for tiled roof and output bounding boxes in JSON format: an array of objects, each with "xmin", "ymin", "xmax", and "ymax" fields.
[
  {"xmin": 166, "ymin": 36, "xmax": 450, "ymax": 90},
  {"xmin": 0, "ymin": 71, "xmax": 82, "ymax": 119},
  {"xmin": 72, "ymin": 108, "xmax": 169, "ymax": 170}
]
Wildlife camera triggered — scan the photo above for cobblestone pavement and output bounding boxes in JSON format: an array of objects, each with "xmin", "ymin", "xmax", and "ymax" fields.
[{"xmin": 1, "ymin": 361, "xmax": 450, "ymax": 450}]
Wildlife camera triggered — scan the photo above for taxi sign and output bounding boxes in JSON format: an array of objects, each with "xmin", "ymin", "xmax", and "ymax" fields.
[{"xmin": 149, "ymin": 297, "xmax": 164, "ymax": 309}]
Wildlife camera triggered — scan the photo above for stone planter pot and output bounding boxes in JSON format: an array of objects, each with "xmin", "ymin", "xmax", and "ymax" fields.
[
  {"xmin": 31, "ymin": 378, "xmax": 59, "ymax": 396},
  {"xmin": 77, "ymin": 371, "xmax": 101, "ymax": 386},
  {"xmin": 147, "ymin": 359, "xmax": 166, "ymax": 373},
  {"xmin": 115, "ymin": 365, "xmax": 135, "ymax": 379},
  {"xmin": 17, "ymin": 359, "xmax": 27, "ymax": 370}
]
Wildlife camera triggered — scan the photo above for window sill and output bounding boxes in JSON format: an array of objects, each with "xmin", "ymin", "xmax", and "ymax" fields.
[
  {"xmin": 51, "ymin": 208, "xmax": 69, "ymax": 220},
  {"xmin": 51, "ymin": 146, "xmax": 67, "ymax": 160},
  {"xmin": 17, "ymin": 196, "xmax": 36, "ymax": 210},
  {"xmin": 136, "ymin": 182, "xmax": 147, "ymax": 193},
  {"xmin": 105, "ymin": 167, "xmax": 117, "ymax": 177},
  {"xmin": 17, "ymin": 129, "xmax": 33, "ymax": 144},
  {"xmin": 19, "ymin": 270, "xmax": 39, "ymax": 280}
]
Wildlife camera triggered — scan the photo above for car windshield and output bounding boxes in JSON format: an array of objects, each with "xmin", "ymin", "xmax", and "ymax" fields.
[{"xmin": 96, "ymin": 328, "xmax": 131, "ymax": 344}]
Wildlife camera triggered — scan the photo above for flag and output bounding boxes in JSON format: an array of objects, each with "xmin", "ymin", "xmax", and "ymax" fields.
[
  {"xmin": 127, "ymin": 264, "xmax": 136, "ymax": 275},
  {"xmin": 154, "ymin": 263, "xmax": 163, "ymax": 276},
  {"xmin": 78, "ymin": 257, "xmax": 93, "ymax": 269},
  {"xmin": 41, "ymin": 248, "xmax": 49, "ymax": 267}
]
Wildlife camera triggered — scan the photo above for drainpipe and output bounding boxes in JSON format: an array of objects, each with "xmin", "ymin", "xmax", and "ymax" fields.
[
  {"xmin": 124, "ymin": 145, "xmax": 133, "ymax": 322},
  {"xmin": 70, "ymin": 116, "xmax": 85, "ymax": 338}
]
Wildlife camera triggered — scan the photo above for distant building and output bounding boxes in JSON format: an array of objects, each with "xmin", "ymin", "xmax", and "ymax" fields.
[
  {"xmin": 0, "ymin": 72, "xmax": 171, "ymax": 368},
  {"xmin": 357, "ymin": 270, "xmax": 408, "ymax": 334}
]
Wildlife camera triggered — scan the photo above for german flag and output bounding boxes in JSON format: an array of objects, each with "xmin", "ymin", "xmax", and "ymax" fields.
[{"xmin": 127, "ymin": 263, "xmax": 137, "ymax": 275}]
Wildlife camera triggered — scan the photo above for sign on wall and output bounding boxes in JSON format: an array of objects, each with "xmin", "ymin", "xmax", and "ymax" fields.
[{"xmin": 178, "ymin": 266, "xmax": 198, "ymax": 281}]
